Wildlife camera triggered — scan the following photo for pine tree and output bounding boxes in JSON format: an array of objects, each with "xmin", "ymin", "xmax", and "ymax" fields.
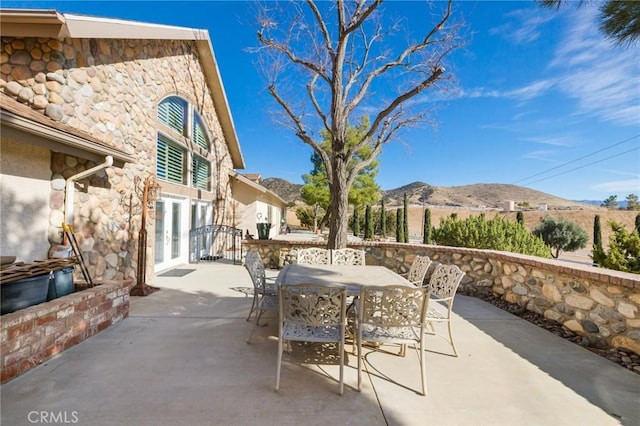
[{"xmin": 423, "ymin": 208, "xmax": 432, "ymax": 244}]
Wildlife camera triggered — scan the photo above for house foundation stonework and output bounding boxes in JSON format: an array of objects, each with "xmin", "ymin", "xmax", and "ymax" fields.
[
  {"xmin": 1, "ymin": 36, "xmax": 236, "ymax": 282},
  {"xmin": 244, "ymin": 240, "xmax": 640, "ymax": 355}
]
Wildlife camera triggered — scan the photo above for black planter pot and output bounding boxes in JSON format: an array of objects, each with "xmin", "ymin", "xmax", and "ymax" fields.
[
  {"xmin": 47, "ymin": 267, "xmax": 75, "ymax": 301},
  {"xmin": 1, "ymin": 273, "xmax": 51, "ymax": 315},
  {"xmin": 256, "ymin": 223, "xmax": 271, "ymax": 240}
]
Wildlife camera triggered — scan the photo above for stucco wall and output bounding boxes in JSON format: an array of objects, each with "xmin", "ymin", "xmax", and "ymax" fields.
[
  {"xmin": 0, "ymin": 138, "xmax": 50, "ymax": 262},
  {"xmin": 1, "ymin": 36, "xmax": 236, "ymax": 282}
]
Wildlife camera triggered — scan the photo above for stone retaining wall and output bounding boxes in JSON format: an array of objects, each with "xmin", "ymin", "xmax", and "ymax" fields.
[
  {"xmin": 244, "ymin": 239, "xmax": 640, "ymax": 355},
  {"xmin": 0, "ymin": 279, "xmax": 133, "ymax": 384}
]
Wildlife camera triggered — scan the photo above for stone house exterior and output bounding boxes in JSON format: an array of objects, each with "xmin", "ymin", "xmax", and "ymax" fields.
[{"xmin": 0, "ymin": 9, "xmax": 253, "ymax": 282}]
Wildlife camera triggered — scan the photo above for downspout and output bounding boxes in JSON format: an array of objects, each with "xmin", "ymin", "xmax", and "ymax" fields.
[{"xmin": 64, "ymin": 156, "xmax": 113, "ymax": 225}]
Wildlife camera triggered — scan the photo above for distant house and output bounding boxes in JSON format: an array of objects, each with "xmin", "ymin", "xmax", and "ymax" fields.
[
  {"xmin": 0, "ymin": 9, "xmax": 248, "ymax": 280},
  {"xmin": 231, "ymin": 173, "xmax": 287, "ymax": 239}
]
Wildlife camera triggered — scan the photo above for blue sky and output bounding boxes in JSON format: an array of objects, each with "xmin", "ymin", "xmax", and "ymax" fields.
[{"xmin": 4, "ymin": 1, "xmax": 639, "ymax": 201}]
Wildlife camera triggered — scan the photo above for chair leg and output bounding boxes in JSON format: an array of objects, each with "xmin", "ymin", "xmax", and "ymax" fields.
[
  {"xmin": 246, "ymin": 293, "xmax": 258, "ymax": 322},
  {"xmin": 357, "ymin": 331, "xmax": 362, "ymax": 392},
  {"xmin": 275, "ymin": 333, "xmax": 283, "ymax": 391},
  {"xmin": 447, "ymin": 320, "xmax": 458, "ymax": 357},
  {"xmin": 338, "ymin": 336, "xmax": 344, "ymax": 395},
  {"xmin": 247, "ymin": 307, "xmax": 263, "ymax": 343},
  {"xmin": 419, "ymin": 339, "xmax": 427, "ymax": 396}
]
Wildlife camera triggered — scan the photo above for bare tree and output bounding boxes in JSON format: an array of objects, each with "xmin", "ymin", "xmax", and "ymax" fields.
[{"xmin": 255, "ymin": 0, "xmax": 461, "ymax": 248}]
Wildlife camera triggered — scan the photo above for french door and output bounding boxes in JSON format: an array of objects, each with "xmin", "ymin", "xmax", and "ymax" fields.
[{"xmin": 154, "ymin": 197, "xmax": 188, "ymax": 271}]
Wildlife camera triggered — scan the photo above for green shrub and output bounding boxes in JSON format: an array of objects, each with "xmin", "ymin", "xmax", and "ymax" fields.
[
  {"xmin": 592, "ymin": 221, "xmax": 640, "ymax": 273},
  {"xmin": 433, "ymin": 215, "xmax": 551, "ymax": 258}
]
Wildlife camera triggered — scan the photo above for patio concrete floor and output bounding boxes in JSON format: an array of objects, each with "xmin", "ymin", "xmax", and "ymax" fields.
[{"xmin": 1, "ymin": 261, "xmax": 639, "ymax": 426}]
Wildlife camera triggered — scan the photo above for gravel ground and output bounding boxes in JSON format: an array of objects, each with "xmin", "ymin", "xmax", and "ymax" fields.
[{"xmin": 470, "ymin": 292, "xmax": 640, "ymax": 375}]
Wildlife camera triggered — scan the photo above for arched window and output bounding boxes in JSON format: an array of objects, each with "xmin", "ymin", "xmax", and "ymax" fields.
[{"xmin": 156, "ymin": 96, "xmax": 212, "ymax": 191}]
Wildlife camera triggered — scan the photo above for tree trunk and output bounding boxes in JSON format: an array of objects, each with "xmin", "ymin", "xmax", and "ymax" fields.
[{"xmin": 327, "ymin": 160, "xmax": 349, "ymax": 249}]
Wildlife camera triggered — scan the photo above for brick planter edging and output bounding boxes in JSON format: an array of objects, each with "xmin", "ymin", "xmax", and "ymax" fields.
[{"xmin": 1, "ymin": 279, "xmax": 133, "ymax": 384}]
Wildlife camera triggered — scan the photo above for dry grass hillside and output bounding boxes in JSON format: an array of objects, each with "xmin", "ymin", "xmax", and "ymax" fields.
[
  {"xmin": 270, "ymin": 178, "xmax": 638, "ymax": 253},
  {"xmin": 382, "ymin": 182, "xmax": 598, "ymax": 210}
]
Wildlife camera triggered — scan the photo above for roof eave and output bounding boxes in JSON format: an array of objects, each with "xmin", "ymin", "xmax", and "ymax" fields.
[
  {"xmin": 230, "ymin": 171, "xmax": 286, "ymax": 206},
  {"xmin": 1, "ymin": 109, "xmax": 135, "ymax": 167}
]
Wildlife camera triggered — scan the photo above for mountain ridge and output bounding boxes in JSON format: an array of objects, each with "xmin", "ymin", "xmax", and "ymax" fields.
[{"xmin": 261, "ymin": 178, "xmax": 601, "ymax": 210}]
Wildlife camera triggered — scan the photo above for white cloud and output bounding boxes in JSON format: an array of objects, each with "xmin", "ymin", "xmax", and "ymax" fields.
[
  {"xmin": 521, "ymin": 135, "xmax": 573, "ymax": 147},
  {"xmin": 466, "ymin": 7, "xmax": 639, "ymax": 127},
  {"xmin": 523, "ymin": 150, "xmax": 561, "ymax": 162},
  {"xmin": 460, "ymin": 79, "xmax": 554, "ymax": 101},
  {"xmin": 489, "ymin": 9, "xmax": 555, "ymax": 44},
  {"xmin": 549, "ymin": 8, "xmax": 640, "ymax": 126},
  {"xmin": 592, "ymin": 179, "xmax": 640, "ymax": 193}
]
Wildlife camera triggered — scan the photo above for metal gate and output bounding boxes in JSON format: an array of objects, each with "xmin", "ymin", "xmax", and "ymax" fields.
[{"xmin": 189, "ymin": 225, "xmax": 242, "ymax": 264}]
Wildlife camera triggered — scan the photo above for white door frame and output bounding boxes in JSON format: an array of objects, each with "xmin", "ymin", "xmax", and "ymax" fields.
[{"xmin": 154, "ymin": 195, "xmax": 189, "ymax": 272}]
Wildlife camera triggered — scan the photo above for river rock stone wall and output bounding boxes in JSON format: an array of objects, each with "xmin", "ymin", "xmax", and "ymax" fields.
[
  {"xmin": 244, "ymin": 239, "xmax": 640, "ymax": 355},
  {"xmin": 1, "ymin": 36, "xmax": 235, "ymax": 282}
]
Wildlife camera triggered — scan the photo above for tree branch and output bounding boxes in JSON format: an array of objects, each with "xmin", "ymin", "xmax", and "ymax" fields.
[
  {"xmin": 344, "ymin": 0, "xmax": 452, "ymax": 116},
  {"xmin": 257, "ymin": 30, "xmax": 331, "ymax": 85},
  {"xmin": 306, "ymin": 0, "xmax": 334, "ymax": 59}
]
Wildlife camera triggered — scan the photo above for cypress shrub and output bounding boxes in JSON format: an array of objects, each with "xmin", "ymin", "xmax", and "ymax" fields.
[
  {"xmin": 516, "ymin": 211, "xmax": 524, "ymax": 226},
  {"xmin": 364, "ymin": 205, "xmax": 373, "ymax": 240},
  {"xmin": 380, "ymin": 198, "xmax": 387, "ymax": 237},
  {"xmin": 403, "ymin": 193, "xmax": 409, "ymax": 243},
  {"xmin": 396, "ymin": 207, "xmax": 404, "ymax": 243},
  {"xmin": 593, "ymin": 214, "xmax": 604, "ymax": 265},
  {"xmin": 353, "ymin": 208, "xmax": 360, "ymax": 237},
  {"xmin": 423, "ymin": 208, "xmax": 432, "ymax": 244}
]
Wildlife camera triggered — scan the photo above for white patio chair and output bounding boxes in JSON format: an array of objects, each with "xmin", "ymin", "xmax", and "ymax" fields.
[
  {"xmin": 356, "ymin": 285, "xmax": 429, "ymax": 396},
  {"xmin": 425, "ymin": 264, "xmax": 465, "ymax": 357},
  {"xmin": 244, "ymin": 250, "xmax": 277, "ymax": 322},
  {"xmin": 330, "ymin": 248, "xmax": 365, "ymax": 266},
  {"xmin": 275, "ymin": 284, "xmax": 347, "ymax": 395},
  {"xmin": 245, "ymin": 251, "xmax": 279, "ymax": 344},
  {"xmin": 296, "ymin": 247, "xmax": 330, "ymax": 265},
  {"xmin": 402, "ymin": 255, "xmax": 432, "ymax": 287}
]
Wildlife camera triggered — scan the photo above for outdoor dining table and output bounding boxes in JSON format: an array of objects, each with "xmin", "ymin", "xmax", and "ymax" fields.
[{"xmin": 275, "ymin": 264, "xmax": 414, "ymax": 295}]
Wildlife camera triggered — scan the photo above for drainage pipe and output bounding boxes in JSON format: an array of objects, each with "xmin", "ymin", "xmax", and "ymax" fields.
[{"xmin": 64, "ymin": 155, "xmax": 113, "ymax": 225}]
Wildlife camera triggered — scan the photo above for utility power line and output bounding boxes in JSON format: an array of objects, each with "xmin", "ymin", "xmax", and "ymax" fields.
[
  {"xmin": 522, "ymin": 146, "xmax": 640, "ymax": 185},
  {"xmin": 513, "ymin": 133, "xmax": 640, "ymax": 185}
]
